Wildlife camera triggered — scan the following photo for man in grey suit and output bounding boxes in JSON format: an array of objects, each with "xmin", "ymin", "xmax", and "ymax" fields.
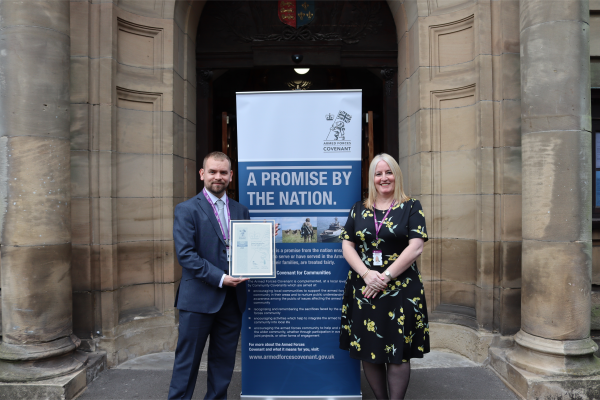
[{"xmin": 168, "ymin": 151, "xmax": 249, "ymax": 400}]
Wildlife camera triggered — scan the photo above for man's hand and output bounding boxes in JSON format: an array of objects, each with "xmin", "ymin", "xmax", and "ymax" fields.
[
  {"xmin": 223, "ymin": 275, "xmax": 249, "ymax": 287},
  {"xmin": 264, "ymin": 220, "xmax": 280, "ymax": 236}
]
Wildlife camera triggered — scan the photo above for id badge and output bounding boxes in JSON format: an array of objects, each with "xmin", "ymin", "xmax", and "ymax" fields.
[
  {"xmin": 373, "ymin": 250, "xmax": 383, "ymax": 266},
  {"xmin": 227, "ymin": 247, "xmax": 230, "ymax": 262}
]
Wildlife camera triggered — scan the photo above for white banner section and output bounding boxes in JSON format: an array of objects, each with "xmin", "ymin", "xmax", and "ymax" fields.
[{"xmin": 237, "ymin": 90, "xmax": 362, "ymax": 162}]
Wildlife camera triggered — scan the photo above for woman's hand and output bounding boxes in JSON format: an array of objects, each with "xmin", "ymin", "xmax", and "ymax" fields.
[
  {"xmin": 342, "ymin": 240, "xmax": 387, "ymax": 298},
  {"xmin": 380, "ymin": 273, "xmax": 392, "ymax": 286},
  {"xmin": 381, "ymin": 238, "xmax": 424, "ymax": 282},
  {"xmin": 362, "ymin": 271, "xmax": 387, "ymax": 298}
]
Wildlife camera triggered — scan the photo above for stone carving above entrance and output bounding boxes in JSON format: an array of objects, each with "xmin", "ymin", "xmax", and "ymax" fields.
[
  {"xmin": 210, "ymin": 1, "xmax": 383, "ymax": 44},
  {"xmin": 286, "ymin": 79, "xmax": 312, "ymax": 90},
  {"xmin": 196, "ymin": 1, "xmax": 398, "ymax": 69}
]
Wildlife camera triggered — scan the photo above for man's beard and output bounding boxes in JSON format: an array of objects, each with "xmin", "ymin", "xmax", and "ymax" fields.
[{"xmin": 206, "ymin": 181, "xmax": 227, "ymax": 196}]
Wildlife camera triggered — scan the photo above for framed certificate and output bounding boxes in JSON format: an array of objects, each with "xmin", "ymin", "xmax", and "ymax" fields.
[{"xmin": 229, "ymin": 220, "xmax": 276, "ymax": 279}]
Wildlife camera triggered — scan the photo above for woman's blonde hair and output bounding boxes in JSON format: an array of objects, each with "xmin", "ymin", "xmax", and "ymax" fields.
[{"xmin": 363, "ymin": 153, "xmax": 410, "ymax": 210}]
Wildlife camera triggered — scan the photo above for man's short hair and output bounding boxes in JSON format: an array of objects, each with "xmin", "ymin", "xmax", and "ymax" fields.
[{"xmin": 203, "ymin": 151, "xmax": 232, "ymax": 170}]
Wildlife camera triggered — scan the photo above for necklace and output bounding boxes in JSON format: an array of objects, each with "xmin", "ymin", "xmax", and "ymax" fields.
[{"xmin": 374, "ymin": 197, "xmax": 394, "ymax": 210}]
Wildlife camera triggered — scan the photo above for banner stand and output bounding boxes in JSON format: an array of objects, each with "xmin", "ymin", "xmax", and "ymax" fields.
[
  {"xmin": 241, "ymin": 395, "xmax": 362, "ymax": 400},
  {"xmin": 237, "ymin": 90, "xmax": 363, "ymax": 399}
]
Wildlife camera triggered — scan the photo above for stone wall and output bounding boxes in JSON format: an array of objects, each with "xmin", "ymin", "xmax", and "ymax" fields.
[
  {"xmin": 0, "ymin": 2, "xmax": 596, "ymax": 393},
  {"xmin": 63, "ymin": 0, "xmax": 529, "ymax": 367},
  {"xmin": 69, "ymin": 0, "xmax": 204, "ymax": 366},
  {"xmin": 63, "ymin": 0, "xmax": 529, "ymax": 368},
  {"xmin": 391, "ymin": 0, "xmax": 521, "ymax": 336},
  {"xmin": 589, "ymin": 0, "xmax": 600, "ymax": 337},
  {"xmin": 0, "ymin": 0, "xmax": 588, "ymax": 375}
]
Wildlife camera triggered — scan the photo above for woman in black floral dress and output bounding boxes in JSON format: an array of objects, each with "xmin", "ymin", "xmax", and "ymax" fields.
[{"xmin": 339, "ymin": 153, "xmax": 429, "ymax": 400}]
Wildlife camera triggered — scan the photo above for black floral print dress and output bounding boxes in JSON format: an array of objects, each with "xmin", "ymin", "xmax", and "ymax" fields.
[{"xmin": 339, "ymin": 199, "xmax": 429, "ymax": 364}]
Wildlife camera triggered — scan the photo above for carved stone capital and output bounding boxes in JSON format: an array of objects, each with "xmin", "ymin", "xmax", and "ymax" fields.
[
  {"xmin": 197, "ymin": 69, "xmax": 213, "ymax": 98},
  {"xmin": 381, "ymin": 68, "xmax": 397, "ymax": 96},
  {"xmin": 380, "ymin": 67, "xmax": 395, "ymax": 81},
  {"xmin": 198, "ymin": 69, "xmax": 213, "ymax": 85}
]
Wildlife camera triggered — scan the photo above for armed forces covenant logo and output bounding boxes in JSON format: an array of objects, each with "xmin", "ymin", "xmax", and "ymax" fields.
[{"xmin": 323, "ymin": 110, "xmax": 352, "ymax": 153}]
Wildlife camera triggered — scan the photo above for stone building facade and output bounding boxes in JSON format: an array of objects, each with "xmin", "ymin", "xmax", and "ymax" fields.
[{"xmin": 0, "ymin": 0, "xmax": 599, "ymax": 398}]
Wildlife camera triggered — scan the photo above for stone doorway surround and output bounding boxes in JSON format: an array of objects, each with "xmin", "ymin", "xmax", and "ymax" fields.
[{"xmin": 0, "ymin": 0, "xmax": 599, "ymax": 399}]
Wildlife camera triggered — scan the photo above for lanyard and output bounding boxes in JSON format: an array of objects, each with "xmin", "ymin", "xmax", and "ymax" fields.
[
  {"xmin": 373, "ymin": 200, "xmax": 395, "ymax": 241},
  {"xmin": 203, "ymin": 188, "xmax": 231, "ymax": 245}
]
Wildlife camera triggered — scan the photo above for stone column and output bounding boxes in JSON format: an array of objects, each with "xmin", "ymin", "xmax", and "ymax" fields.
[
  {"xmin": 0, "ymin": 0, "xmax": 84, "ymax": 381},
  {"xmin": 491, "ymin": 0, "xmax": 600, "ymax": 397}
]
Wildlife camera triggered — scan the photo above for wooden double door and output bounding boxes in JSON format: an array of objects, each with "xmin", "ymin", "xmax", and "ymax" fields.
[
  {"xmin": 198, "ymin": 67, "xmax": 394, "ymax": 200},
  {"xmin": 195, "ymin": 1, "xmax": 400, "ymax": 198}
]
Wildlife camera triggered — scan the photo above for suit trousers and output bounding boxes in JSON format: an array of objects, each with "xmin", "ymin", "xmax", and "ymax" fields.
[{"xmin": 168, "ymin": 288, "xmax": 242, "ymax": 400}]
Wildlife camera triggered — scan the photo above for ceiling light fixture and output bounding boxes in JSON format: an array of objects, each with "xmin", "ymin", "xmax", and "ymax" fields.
[{"xmin": 294, "ymin": 68, "xmax": 310, "ymax": 75}]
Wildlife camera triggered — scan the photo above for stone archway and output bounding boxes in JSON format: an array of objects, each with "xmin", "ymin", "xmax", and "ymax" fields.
[
  {"xmin": 193, "ymin": 1, "xmax": 399, "ymax": 196},
  {"xmin": 0, "ymin": 0, "xmax": 516, "ymax": 375},
  {"xmin": 0, "ymin": 0, "xmax": 597, "ymax": 397},
  {"xmin": 183, "ymin": 0, "xmax": 515, "ymax": 362},
  {"xmin": 0, "ymin": 0, "xmax": 511, "ymax": 373}
]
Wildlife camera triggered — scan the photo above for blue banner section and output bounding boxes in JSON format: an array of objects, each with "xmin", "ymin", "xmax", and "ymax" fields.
[
  {"xmin": 242, "ymin": 243, "xmax": 360, "ymax": 396},
  {"xmin": 239, "ymin": 160, "xmax": 362, "ymax": 215},
  {"xmin": 240, "ymin": 158, "xmax": 361, "ymax": 397},
  {"xmin": 597, "ymin": 171, "xmax": 600, "ymax": 207},
  {"xmin": 238, "ymin": 90, "xmax": 362, "ymax": 398}
]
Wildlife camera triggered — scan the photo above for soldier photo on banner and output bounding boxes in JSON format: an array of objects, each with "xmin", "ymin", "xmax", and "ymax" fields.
[
  {"xmin": 300, "ymin": 218, "xmax": 314, "ymax": 242},
  {"xmin": 280, "ymin": 216, "xmax": 318, "ymax": 243}
]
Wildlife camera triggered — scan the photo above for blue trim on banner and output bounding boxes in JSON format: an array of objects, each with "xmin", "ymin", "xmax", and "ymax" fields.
[
  {"xmin": 239, "ymin": 161, "xmax": 361, "ymax": 218},
  {"xmin": 597, "ymin": 171, "xmax": 600, "ymax": 207}
]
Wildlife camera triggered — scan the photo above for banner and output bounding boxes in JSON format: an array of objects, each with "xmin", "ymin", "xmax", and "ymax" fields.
[{"xmin": 237, "ymin": 90, "xmax": 362, "ymax": 399}]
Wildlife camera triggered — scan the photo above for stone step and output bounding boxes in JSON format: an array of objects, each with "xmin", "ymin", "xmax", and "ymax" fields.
[{"xmin": 0, "ymin": 350, "xmax": 106, "ymax": 400}]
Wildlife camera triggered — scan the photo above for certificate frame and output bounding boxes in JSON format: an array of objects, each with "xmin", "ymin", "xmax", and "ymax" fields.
[{"xmin": 229, "ymin": 220, "xmax": 276, "ymax": 279}]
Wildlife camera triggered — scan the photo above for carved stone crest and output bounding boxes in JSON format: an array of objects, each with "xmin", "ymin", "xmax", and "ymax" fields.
[{"xmin": 215, "ymin": 1, "xmax": 382, "ymax": 45}]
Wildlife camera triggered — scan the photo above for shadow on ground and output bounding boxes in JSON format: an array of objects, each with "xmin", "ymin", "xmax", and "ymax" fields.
[{"xmin": 78, "ymin": 367, "xmax": 517, "ymax": 399}]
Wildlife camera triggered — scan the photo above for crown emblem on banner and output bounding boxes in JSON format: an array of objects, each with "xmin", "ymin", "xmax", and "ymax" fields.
[{"xmin": 326, "ymin": 113, "xmax": 334, "ymax": 121}]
